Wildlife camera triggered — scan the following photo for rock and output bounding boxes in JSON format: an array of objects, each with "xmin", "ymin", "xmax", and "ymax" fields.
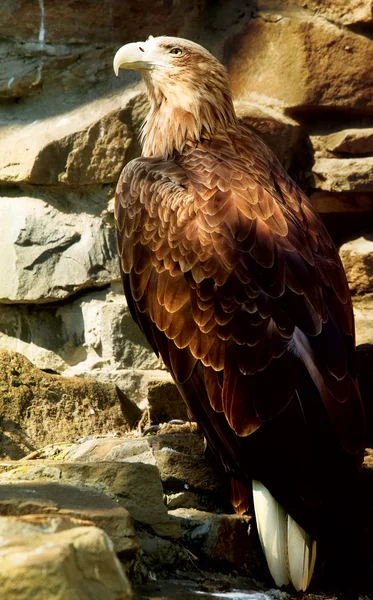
[
  {"xmin": 136, "ymin": 533, "xmax": 191, "ymax": 581},
  {"xmin": 310, "ymin": 192, "xmax": 373, "ymax": 214},
  {"xmin": 311, "ymin": 128, "xmax": 373, "ymax": 156},
  {"xmin": 169, "ymin": 508, "xmax": 265, "ymax": 578},
  {"xmin": 0, "ymin": 90, "xmax": 146, "ymax": 185},
  {"xmin": 0, "ymin": 284, "xmax": 166, "ymax": 405},
  {"xmin": 340, "ymin": 234, "xmax": 373, "ymax": 295},
  {"xmin": 312, "ymin": 157, "xmax": 373, "ymax": 192},
  {"xmin": 0, "ymin": 350, "xmax": 129, "ymax": 459},
  {"xmin": 0, "ymin": 0, "xmax": 207, "ymax": 45},
  {"xmin": 147, "ymin": 380, "xmax": 189, "ymax": 424},
  {"xmin": 60, "ymin": 432, "xmax": 224, "ymax": 498},
  {"xmin": 235, "ymin": 100, "xmax": 302, "ymax": 168},
  {"xmin": 0, "ymin": 459, "xmax": 180, "ymax": 539},
  {"xmin": 284, "ymin": 0, "xmax": 373, "ymax": 27},
  {"xmin": 353, "ymin": 294, "xmax": 373, "ymax": 346},
  {"xmin": 0, "ymin": 480, "xmax": 139, "ymax": 556},
  {"xmin": 228, "ymin": 12, "xmax": 373, "ymax": 114},
  {"xmin": 0, "ymin": 188, "xmax": 118, "ymax": 303},
  {"xmin": 0, "ymin": 514, "xmax": 132, "ymax": 600}
]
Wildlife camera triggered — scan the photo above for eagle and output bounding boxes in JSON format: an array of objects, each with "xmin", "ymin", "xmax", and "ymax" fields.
[{"xmin": 113, "ymin": 36, "xmax": 365, "ymax": 591}]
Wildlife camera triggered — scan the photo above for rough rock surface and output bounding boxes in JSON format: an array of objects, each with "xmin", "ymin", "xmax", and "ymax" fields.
[
  {"xmin": 340, "ymin": 234, "xmax": 373, "ymax": 295},
  {"xmin": 0, "ymin": 349, "xmax": 129, "ymax": 459},
  {"xmin": 228, "ymin": 12, "xmax": 373, "ymax": 114},
  {"xmin": 0, "ymin": 459, "xmax": 180, "ymax": 539},
  {"xmin": 0, "ymin": 514, "xmax": 132, "ymax": 600},
  {"xmin": 0, "ymin": 480, "xmax": 139, "ymax": 555},
  {"xmin": 0, "ymin": 188, "xmax": 118, "ymax": 303},
  {"xmin": 0, "ymin": 286, "xmax": 165, "ymax": 404},
  {"xmin": 312, "ymin": 157, "xmax": 373, "ymax": 192}
]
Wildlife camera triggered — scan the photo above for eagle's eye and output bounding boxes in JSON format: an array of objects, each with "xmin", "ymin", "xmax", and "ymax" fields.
[{"xmin": 169, "ymin": 47, "xmax": 183, "ymax": 56}]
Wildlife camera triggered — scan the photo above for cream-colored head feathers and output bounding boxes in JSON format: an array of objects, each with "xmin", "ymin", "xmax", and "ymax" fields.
[{"xmin": 114, "ymin": 36, "xmax": 237, "ymax": 157}]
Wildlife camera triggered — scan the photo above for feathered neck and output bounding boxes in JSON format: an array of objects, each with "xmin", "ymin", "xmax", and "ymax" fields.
[{"xmin": 140, "ymin": 70, "xmax": 238, "ymax": 158}]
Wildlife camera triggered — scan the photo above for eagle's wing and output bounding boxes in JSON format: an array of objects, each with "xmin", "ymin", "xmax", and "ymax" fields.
[{"xmin": 115, "ymin": 131, "xmax": 364, "ymax": 535}]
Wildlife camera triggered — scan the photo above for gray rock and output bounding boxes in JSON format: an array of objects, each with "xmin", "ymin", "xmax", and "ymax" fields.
[
  {"xmin": 169, "ymin": 508, "xmax": 264, "ymax": 576},
  {"xmin": 0, "ymin": 188, "xmax": 118, "ymax": 303}
]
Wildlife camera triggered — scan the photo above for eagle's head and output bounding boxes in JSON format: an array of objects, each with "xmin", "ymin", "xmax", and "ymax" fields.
[{"xmin": 113, "ymin": 36, "xmax": 236, "ymax": 157}]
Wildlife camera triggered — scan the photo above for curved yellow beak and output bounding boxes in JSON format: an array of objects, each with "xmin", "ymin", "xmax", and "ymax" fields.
[{"xmin": 113, "ymin": 42, "xmax": 151, "ymax": 75}]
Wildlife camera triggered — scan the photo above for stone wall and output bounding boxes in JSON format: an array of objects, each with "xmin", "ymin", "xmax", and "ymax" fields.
[{"xmin": 0, "ymin": 0, "xmax": 372, "ymax": 407}]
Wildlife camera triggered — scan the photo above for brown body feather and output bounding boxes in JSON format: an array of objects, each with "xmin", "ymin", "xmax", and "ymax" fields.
[{"xmin": 114, "ymin": 36, "xmax": 365, "ymax": 559}]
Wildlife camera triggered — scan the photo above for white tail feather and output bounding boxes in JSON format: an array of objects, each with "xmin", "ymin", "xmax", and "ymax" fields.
[
  {"xmin": 252, "ymin": 480, "xmax": 317, "ymax": 591},
  {"xmin": 252, "ymin": 480, "xmax": 289, "ymax": 587},
  {"xmin": 287, "ymin": 515, "xmax": 317, "ymax": 591}
]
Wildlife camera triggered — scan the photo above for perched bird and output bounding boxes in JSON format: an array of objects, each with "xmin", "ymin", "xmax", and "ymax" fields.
[{"xmin": 113, "ymin": 36, "xmax": 365, "ymax": 591}]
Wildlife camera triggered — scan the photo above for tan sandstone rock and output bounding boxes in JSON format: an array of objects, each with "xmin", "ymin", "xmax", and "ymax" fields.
[
  {"xmin": 311, "ymin": 128, "xmax": 373, "ymax": 157},
  {"xmin": 0, "ymin": 90, "xmax": 146, "ymax": 185},
  {"xmin": 51, "ymin": 432, "xmax": 224, "ymax": 504},
  {"xmin": 0, "ymin": 459, "xmax": 180, "ymax": 539},
  {"xmin": 353, "ymin": 294, "xmax": 373, "ymax": 346},
  {"xmin": 283, "ymin": 0, "xmax": 373, "ymax": 27},
  {"xmin": 0, "ymin": 479, "xmax": 139, "ymax": 556},
  {"xmin": 340, "ymin": 234, "xmax": 373, "ymax": 295},
  {"xmin": 0, "ymin": 350, "xmax": 129, "ymax": 459},
  {"xmin": 312, "ymin": 157, "xmax": 373, "ymax": 192},
  {"xmin": 228, "ymin": 11, "xmax": 373, "ymax": 114},
  {"xmin": 0, "ymin": 514, "xmax": 132, "ymax": 600}
]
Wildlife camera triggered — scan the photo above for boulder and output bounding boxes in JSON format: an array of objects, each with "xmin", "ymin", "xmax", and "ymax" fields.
[
  {"xmin": 0, "ymin": 488, "xmax": 138, "ymax": 556},
  {"xmin": 227, "ymin": 11, "xmax": 373, "ymax": 114},
  {"xmin": 0, "ymin": 90, "xmax": 146, "ymax": 185},
  {"xmin": 340, "ymin": 234, "xmax": 373, "ymax": 295},
  {"xmin": 169, "ymin": 508, "xmax": 265, "ymax": 578},
  {"xmin": 353, "ymin": 295, "xmax": 373, "ymax": 346},
  {"xmin": 311, "ymin": 128, "xmax": 373, "ymax": 157},
  {"xmin": 312, "ymin": 158, "xmax": 373, "ymax": 192},
  {"xmin": 235, "ymin": 100, "xmax": 302, "ymax": 168},
  {"xmin": 0, "ymin": 514, "xmax": 132, "ymax": 600},
  {"xmin": 147, "ymin": 380, "xmax": 189, "ymax": 424},
  {"xmin": 283, "ymin": 0, "xmax": 373, "ymax": 27},
  {"xmin": 53, "ymin": 431, "xmax": 225, "ymax": 505},
  {"xmin": 0, "ymin": 459, "xmax": 180, "ymax": 539},
  {"xmin": 0, "ymin": 285, "xmax": 165, "ymax": 404},
  {"xmin": 0, "ymin": 350, "xmax": 129, "ymax": 459},
  {"xmin": 0, "ymin": 188, "xmax": 118, "ymax": 303},
  {"xmin": 0, "ymin": 0, "xmax": 209, "ymax": 45}
]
